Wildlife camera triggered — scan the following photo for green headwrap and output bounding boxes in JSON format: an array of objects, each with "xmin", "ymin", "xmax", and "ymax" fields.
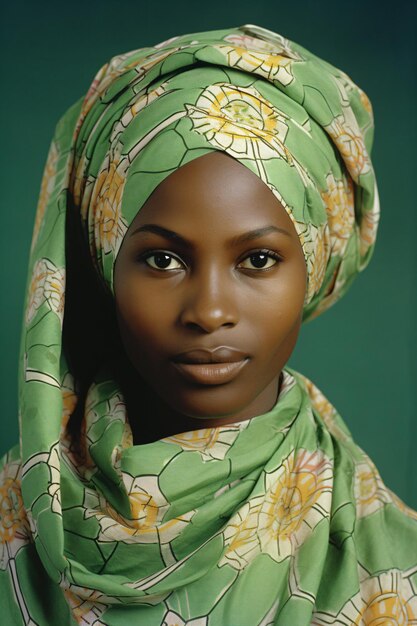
[
  {"xmin": 69, "ymin": 24, "xmax": 379, "ymax": 321},
  {"xmin": 1, "ymin": 25, "xmax": 416, "ymax": 626}
]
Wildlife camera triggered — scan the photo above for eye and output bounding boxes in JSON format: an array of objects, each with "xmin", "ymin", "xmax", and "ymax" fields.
[
  {"xmin": 144, "ymin": 252, "xmax": 184, "ymax": 271},
  {"xmin": 238, "ymin": 250, "xmax": 281, "ymax": 271}
]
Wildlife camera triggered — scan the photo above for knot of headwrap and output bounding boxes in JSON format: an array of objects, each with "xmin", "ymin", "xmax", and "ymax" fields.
[{"xmin": 64, "ymin": 23, "xmax": 379, "ymax": 321}]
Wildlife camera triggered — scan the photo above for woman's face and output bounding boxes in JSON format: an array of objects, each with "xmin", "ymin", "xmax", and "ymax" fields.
[{"xmin": 114, "ymin": 152, "xmax": 307, "ymax": 424}]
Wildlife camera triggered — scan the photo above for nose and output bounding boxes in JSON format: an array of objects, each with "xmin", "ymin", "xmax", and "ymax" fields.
[{"xmin": 179, "ymin": 265, "xmax": 239, "ymax": 333}]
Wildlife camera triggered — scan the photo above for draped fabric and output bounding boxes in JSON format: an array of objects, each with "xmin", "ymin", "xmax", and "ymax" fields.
[{"xmin": 1, "ymin": 24, "xmax": 416, "ymax": 625}]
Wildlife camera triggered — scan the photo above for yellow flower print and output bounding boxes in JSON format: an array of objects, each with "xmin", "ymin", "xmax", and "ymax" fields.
[
  {"xmin": 132, "ymin": 48, "xmax": 179, "ymax": 74},
  {"xmin": 30, "ymin": 141, "xmax": 59, "ymax": 253},
  {"xmin": 324, "ymin": 113, "xmax": 371, "ymax": 180},
  {"xmin": 89, "ymin": 150, "xmax": 129, "ymax": 258},
  {"xmin": 187, "ymin": 84, "xmax": 291, "ymax": 161},
  {"xmin": 164, "ymin": 421, "xmax": 247, "ymax": 462},
  {"xmin": 121, "ymin": 422, "xmax": 134, "ymax": 449},
  {"xmin": 77, "ymin": 62, "xmax": 108, "ymax": 124},
  {"xmin": 296, "ymin": 222, "xmax": 331, "ymax": 302},
  {"xmin": 0, "ymin": 459, "xmax": 30, "ymax": 569},
  {"xmin": 334, "ymin": 70, "xmax": 373, "ymax": 120},
  {"xmin": 75, "ymin": 53, "xmax": 137, "ymax": 133},
  {"xmin": 359, "ymin": 87, "xmax": 373, "ymax": 116},
  {"xmin": 84, "ymin": 474, "xmax": 194, "ymax": 545},
  {"xmin": 72, "ymin": 153, "xmax": 90, "ymax": 219},
  {"xmin": 219, "ymin": 32, "xmax": 302, "ymax": 86},
  {"xmin": 354, "ymin": 455, "xmax": 392, "ymax": 518},
  {"xmin": 303, "ymin": 377, "xmax": 334, "ymax": 421},
  {"xmin": 63, "ymin": 390, "xmax": 128, "ymax": 478},
  {"xmin": 359, "ymin": 210, "xmax": 379, "ymax": 259},
  {"xmin": 26, "ymin": 258, "xmax": 65, "ymax": 327},
  {"xmin": 220, "ymin": 448, "xmax": 332, "ymax": 570},
  {"xmin": 321, "ymin": 172, "xmax": 355, "ymax": 257},
  {"xmin": 312, "ymin": 567, "xmax": 417, "ymax": 625},
  {"xmin": 75, "ymin": 48, "xmax": 177, "ymax": 136},
  {"xmin": 108, "ymin": 83, "xmax": 170, "ymax": 161},
  {"xmin": 0, "ymin": 479, "xmax": 26, "ymax": 543},
  {"xmin": 258, "ymin": 448, "xmax": 332, "ymax": 562},
  {"xmin": 166, "ymin": 428, "xmax": 221, "ymax": 452},
  {"xmin": 63, "ymin": 585, "xmax": 106, "ymax": 626},
  {"xmin": 220, "ymin": 499, "xmax": 263, "ymax": 570},
  {"xmin": 302, "ymin": 376, "xmax": 351, "ymax": 442},
  {"xmin": 116, "ymin": 83, "xmax": 168, "ymax": 132}
]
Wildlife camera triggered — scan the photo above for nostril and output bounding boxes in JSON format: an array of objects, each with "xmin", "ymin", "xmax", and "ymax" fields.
[
  {"xmin": 180, "ymin": 306, "xmax": 238, "ymax": 333},
  {"xmin": 184, "ymin": 321, "xmax": 206, "ymax": 333},
  {"xmin": 183, "ymin": 318, "xmax": 236, "ymax": 334}
]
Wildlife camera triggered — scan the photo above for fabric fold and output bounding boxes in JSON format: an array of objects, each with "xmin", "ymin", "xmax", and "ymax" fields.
[{"xmin": 1, "ymin": 24, "xmax": 416, "ymax": 626}]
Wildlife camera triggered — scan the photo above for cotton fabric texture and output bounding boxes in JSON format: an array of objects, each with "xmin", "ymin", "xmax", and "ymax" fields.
[{"xmin": 1, "ymin": 24, "xmax": 416, "ymax": 626}]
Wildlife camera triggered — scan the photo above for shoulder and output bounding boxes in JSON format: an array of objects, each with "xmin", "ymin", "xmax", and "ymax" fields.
[{"xmin": 290, "ymin": 369, "xmax": 417, "ymax": 545}]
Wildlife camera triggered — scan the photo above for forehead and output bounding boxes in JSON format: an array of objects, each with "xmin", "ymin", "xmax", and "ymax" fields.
[{"xmin": 126, "ymin": 151, "xmax": 298, "ymax": 238}]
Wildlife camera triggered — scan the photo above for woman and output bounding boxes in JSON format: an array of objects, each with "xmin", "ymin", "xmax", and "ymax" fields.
[{"xmin": 1, "ymin": 24, "xmax": 416, "ymax": 626}]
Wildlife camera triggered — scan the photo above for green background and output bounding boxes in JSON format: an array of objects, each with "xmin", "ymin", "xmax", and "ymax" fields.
[{"xmin": 1, "ymin": 0, "xmax": 416, "ymax": 508}]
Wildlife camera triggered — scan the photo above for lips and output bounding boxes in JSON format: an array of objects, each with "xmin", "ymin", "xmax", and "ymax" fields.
[
  {"xmin": 171, "ymin": 346, "xmax": 249, "ymax": 385},
  {"xmin": 172, "ymin": 346, "xmax": 248, "ymax": 364}
]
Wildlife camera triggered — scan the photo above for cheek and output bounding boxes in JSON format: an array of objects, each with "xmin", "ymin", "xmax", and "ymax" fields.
[
  {"xmin": 251, "ymin": 268, "xmax": 305, "ymax": 358},
  {"xmin": 115, "ymin": 277, "xmax": 169, "ymax": 354},
  {"xmin": 255, "ymin": 269, "xmax": 306, "ymax": 328}
]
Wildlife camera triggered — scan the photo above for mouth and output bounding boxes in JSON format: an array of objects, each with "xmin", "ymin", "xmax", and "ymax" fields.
[
  {"xmin": 172, "ymin": 346, "xmax": 248, "ymax": 364},
  {"xmin": 171, "ymin": 346, "xmax": 250, "ymax": 385},
  {"xmin": 171, "ymin": 359, "xmax": 249, "ymax": 385}
]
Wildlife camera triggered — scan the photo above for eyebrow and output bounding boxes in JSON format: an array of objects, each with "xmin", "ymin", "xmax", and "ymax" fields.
[
  {"xmin": 233, "ymin": 225, "xmax": 292, "ymax": 244},
  {"xmin": 130, "ymin": 224, "xmax": 189, "ymax": 246},
  {"xmin": 129, "ymin": 224, "xmax": 292, "ymax": 246}
]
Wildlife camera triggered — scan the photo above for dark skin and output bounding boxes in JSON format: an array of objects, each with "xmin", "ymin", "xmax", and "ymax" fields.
[{"xmin": 114, "ymin": 152, "xmax": 307, "ymax": 444}]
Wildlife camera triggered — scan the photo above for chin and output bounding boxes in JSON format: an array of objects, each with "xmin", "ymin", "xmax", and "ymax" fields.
[{"xmin": 161, "ymin": 385, "xmax": 254, "ymax": 421}]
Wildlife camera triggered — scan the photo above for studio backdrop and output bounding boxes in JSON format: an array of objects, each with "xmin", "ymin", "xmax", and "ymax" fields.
[{"xmin": 1, "ymin": 0, "xmax": 416, "ymax": 508}]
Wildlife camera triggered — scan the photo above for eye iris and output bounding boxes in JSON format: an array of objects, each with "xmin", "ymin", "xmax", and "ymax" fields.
[
  {"xmin": 250, "ymin": 253, "xmax": 269, "ymax": 268},
  {"xmin": 154, "ymin": 253, "xmax": 172, "ymax": 269}
]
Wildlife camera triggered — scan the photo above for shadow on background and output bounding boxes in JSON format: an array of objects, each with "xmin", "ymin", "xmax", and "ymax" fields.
[{"xmin": 1, "ymin": 0, "xmax": 416, "ymax": 507}]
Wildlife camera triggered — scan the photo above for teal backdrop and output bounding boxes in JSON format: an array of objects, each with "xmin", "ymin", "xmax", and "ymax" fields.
[{"xmin": 1, "ymin": 0, "xmax": 416, "ymax": 508}]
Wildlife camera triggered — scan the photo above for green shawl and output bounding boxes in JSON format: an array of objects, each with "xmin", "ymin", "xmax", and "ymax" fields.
[{"xmin": 1, "ymin": 24, "xmax": 416, "ymax": 626}]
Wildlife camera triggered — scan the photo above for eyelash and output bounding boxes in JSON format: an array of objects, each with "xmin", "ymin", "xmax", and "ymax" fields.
[{"xmin": 139, "ymin": 249, "xmax": 283, "ymax": 272}]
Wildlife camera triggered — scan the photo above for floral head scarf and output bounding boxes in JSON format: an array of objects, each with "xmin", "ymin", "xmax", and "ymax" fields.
[
  {"xmin": 52, "ymin": 23, "xmax": 380, "ymax": 323},
  {"xmin": 5, "ymin": 26, "xmax": 413, "ymax": 626}
]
